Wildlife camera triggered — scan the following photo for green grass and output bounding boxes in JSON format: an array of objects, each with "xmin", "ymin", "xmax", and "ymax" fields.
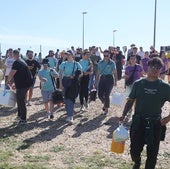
[
  {"xmin": 24, "ymin": 154, "xmax": 50, "ymax": 162},
  {"xmin": 62, "ymin": 152, "xmax": 132, "ymax": 169},
  {"xmin": 0, "ymin": 130, "xmax": 169, "ymax": 169},
  {"xmin": 0, "ymin": 163, "xmax": 48, "ymax": 169},
  {"xmin": 0, "ymin": 136, "xmax": 33, "ymax": 152},
  {"xmin": 0, "ymin": 150, "xmax": 13, "ymax": 162},
  {"xmin": 50, "ymin": 145, "xmax": 65, "ymax": 153}
]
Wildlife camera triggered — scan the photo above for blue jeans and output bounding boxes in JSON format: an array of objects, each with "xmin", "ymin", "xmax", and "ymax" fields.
[
  {"xmin": 88, "ymin": 74, "xmax": 95, "ymax": 91},
  {"xmin": 88, "ymin": 73, "xmax": 99, "ymax": 91},
  {"xmin": 62, "ymin": 77, "xmax": 74, "ymax": 117},
  {"xmin": 65, "ymin": 99, "xmax": 74, "ymax": 117}
]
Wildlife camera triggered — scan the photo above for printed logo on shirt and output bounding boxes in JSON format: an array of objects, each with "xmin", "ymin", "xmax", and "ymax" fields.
[{"xmin": 144, "ymin": 88, "xmax": 158, "ymax": 95}]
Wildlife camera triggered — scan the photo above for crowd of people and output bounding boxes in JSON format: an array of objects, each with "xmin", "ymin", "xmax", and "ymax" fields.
[{"xmin": 0, "ymin": 44, "xmax": 170, "ymax": 169}]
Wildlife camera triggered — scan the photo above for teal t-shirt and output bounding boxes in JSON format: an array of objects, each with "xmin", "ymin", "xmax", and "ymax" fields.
[
  {"xmin": 59, "ymin": 61, "xmax": 82, "ymax": 77},
  {"xmin": 129, "ymin": 78, "xmax": 170, "ymax": 116},
  {"xmin": 38, "ymin": 68, "xmax": 58, "ymax": 91},
  {"xmin": 79, "ymin": 59, "xmax": 91, "ymax": 73},
  {"xmin": 47, "ymin": 57, "xmax": 58, "ymax": 68},
  {"xmin": 98, "ymin": 59, "xmax": 116, "ymax": 75}
]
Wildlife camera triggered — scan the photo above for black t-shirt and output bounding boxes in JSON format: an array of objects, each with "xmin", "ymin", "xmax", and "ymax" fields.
[
  {"xmin": 26, "ymin": 59, "xmax": 41, "ymax": 77},
  {"xmin": 129, "ymin": 78, "xmax": 170, "ymax": 116},
  {"xmin": 12, "ymin": 59, "xmax": 33, "ymax": 89},
  {"xmin": 116, "ymin": 53, "xmax": 125, "ymax": 67}
]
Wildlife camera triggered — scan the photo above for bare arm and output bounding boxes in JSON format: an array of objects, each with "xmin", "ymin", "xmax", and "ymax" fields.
[
  {"xmin": 95, "ymin": 69, "xmax": 100, "ymax": 87},
  {"xmin": 38, "ymin": 76, "xmax": 47, "ymax": 82},
  {"xmin": 50, "ymin": 70, "xmax": 59, "ymax": 78},
  {"xmin": 120, "ymin": 98, "xmax": 135, "ymax": 121},
  {"xmin": 7, "ymin": 69, "xmax": 17, "ymax": 84},
  {"xmin": 99, "ymin": 47, "xmax": 104, "ymax": 54},
  {"xmin": 59, "ymin": 70, "xmax": 63, "ymax": 89},
  {"xmin": 113, "ymin": 69, "xmax": 117, "ymax": 86},
  {"xmin": 2, "ymin": 67, "xmax": 6, "ymax": 79},
  {"xmin": 161, "ymin": 114, "xmax": 170, "ymax": 126}
]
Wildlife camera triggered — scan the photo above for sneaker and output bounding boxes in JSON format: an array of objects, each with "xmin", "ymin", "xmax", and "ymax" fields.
[
  {"xmin": 27, "ymin": 101, "xmax": 31, "ymax": 106},
  {"xmin": 132, "ymin": 163, "xmax": 140, "ymax": 169},
  {"xmin": 80, "ymin": 105, "xmax": 84, "ymax": 111},
  {"xmin": 132, "ymin": 159, "xmax": 141, "ymax": 169},
  {"xmin": 66, "ymin": 116, "xmax": 74, "ymax": 123},
  {"xmin": 14, "ymin": 116, "xmax": 21, "ymax": 124},
  {"xmin": 103, "ymin": 108, "xmax": 108, "ymax": 115},
  {"xmin": 15, "ymin": 116, "xmax": 21, "ymax": 121},
  {"xmin": 17, "ymin": 120, "xmax": 27, "ymax": 125},
  {"xmin": 50, "ymin": 114, "xmax": 54, "ymax": 119},
  {"xmin": 46, "ymin": 112, "xmax": 51, "ymax": 118},
  {"xmin": 84, "ymin": 102, "xmax": 89, "ymax": 109}
]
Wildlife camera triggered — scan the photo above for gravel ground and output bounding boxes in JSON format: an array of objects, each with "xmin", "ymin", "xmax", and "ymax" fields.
[{"xmin": 0, "ymin": 77, "xmax": 169, "ymax": 169}]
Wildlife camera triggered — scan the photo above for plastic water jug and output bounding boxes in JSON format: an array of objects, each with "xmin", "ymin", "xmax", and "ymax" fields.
[
  {"xmin": 111, "ymin": 134, "xmax": 125, "ymax": 154},
  {"xmin": 111, "ymin": 92, "xmax": 125, "ymax": 106}
]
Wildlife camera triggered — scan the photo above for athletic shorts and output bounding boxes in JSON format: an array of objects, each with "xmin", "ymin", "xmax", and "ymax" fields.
[{"xmin": 41, "ymin": 90, "xmax": 53, "ymax": 103}]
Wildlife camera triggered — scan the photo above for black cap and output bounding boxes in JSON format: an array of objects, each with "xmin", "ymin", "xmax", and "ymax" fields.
[
  {"xmin": 49, "ymin": 50, "xmax": 54, "ymax": 53},
  {"xmin": 8, "ymin": 48, "xmax": 13, "ymax": 51},
  {"xmin": 42, "ymin": 58, "xmax": 49, "ymax": 64},
  {"xmin": 66, "ymin": 50, "xmax": 73, "ymax": 55},
  {"xmin": 104, "ymin": 49, "xmax": 110, "ymax": 53},
  {"xmin": 130, "ymin": 44, "xmax": 135, "ymax": 47}
]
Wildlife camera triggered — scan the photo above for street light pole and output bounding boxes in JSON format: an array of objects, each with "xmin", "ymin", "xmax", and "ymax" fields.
[
  {"xmin": 113, "ymin": 30, "xmax": 117, "ymax": 47},
  {"xmin": 82, "ymin": 11, "xmax": 87, "ymax": 50},
  {"xmin": 0, "ymin": 43, "xmax": 2, "ymax": 61},
  {"xmin": 153, "ymin": 0, "xmax": 157, "ymax": 48}
]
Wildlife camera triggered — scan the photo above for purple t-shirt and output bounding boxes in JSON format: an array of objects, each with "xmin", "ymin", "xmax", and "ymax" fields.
[
  {"xmin": 161, "ymin": 57, "xmax": 168, "ymax": 73},
  {"xmin": 141, "ymin": 57, "xmax": 150, "ymax": 73},
  {"xmin": 125, "ymin": 64, "xmax": 143, "ymax": 83}
]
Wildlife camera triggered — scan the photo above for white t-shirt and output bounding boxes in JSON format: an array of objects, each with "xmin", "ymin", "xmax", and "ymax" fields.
[
  {"xmin": 137, "ymin": 51, "xmax": 145, "ymax": 59},
  {"xmin": 95, "ymin": 51, "xmax": 101, "ymax": 57},
  {"xmin": 5, "ymin": 57, "xmax": 15, "ymax": 76}
]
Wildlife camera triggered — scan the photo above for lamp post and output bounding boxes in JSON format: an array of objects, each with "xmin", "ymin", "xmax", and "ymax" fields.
[
  {"xmin": 0, "ymin": 43, "xmax": 1, "ymax": 61},
  {"xmin": 113, "ymin": 30, "xmax": 117, "ymax": 47},
  {"xmin": 82, "ymin": 11, "xmax": 87, "ymax": 50},
  {"xmin": 153, "ymin": 0, "xmax": 157, "ymax": 48}
]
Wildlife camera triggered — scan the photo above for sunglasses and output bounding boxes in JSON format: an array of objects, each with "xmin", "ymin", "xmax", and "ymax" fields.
[
  {"xmin": 150, "ymin": 66, "xmax": 161, "ymax": 70},
  {"xmin": 104, "ymin": 55, "xmax": 109, "ymax": 57}
]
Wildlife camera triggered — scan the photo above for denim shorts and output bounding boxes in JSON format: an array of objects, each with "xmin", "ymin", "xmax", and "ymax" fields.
[{"xmin": 41, "ymin": 90, "xmax": 53, "ymax": 103}]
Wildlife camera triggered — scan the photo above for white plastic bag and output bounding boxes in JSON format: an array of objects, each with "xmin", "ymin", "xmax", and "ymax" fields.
[
  {"xmin": 0, "ymin": 69, "xmax": 3, "ymax": 81},
  {"xmin": 111, "ymin": 92, "xmax": 126, "ymax": 106},
  {"xmin": 0, "ymin": 80, "xmax": 5, "ymax": 90},
  {"xmin": 113, "ymin": 124, "xmax": 129, "ymax": 142},
  {"xmin": 0, "ymin": 89, "xmax": 16, "ymax": 107}
]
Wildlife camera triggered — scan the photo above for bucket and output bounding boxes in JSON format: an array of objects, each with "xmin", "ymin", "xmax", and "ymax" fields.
[
  {"xmin": 111, "ymin": 135, "xmax": 125, "ymax": 154},
  {"xmin": 111, "ymin": 92, "xmax": 125, "ymax": 106}
]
